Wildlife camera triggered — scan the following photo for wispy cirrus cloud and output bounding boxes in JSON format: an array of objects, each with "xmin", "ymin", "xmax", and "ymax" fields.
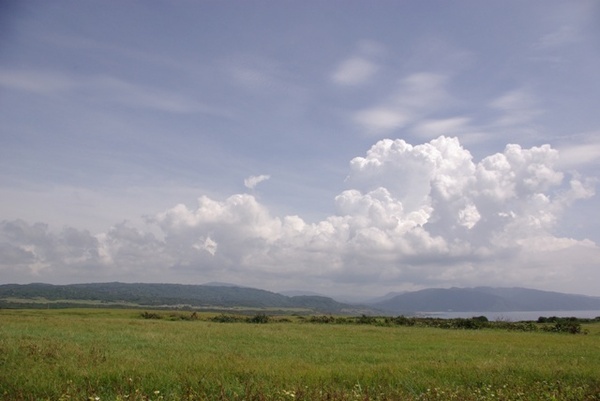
[
  {"xmin": 353, "ymin": 108, "xmax": 411, "ymax": 134},
  {"xmin": 332, "ymin": 40, "xmax": 384, "ymax": 86},
  {"xmin": 536, "ymin": 25, "xmax": 582, "ymax": 49},
  {"xmin": 556, "ymin": 134, "xmax": 600, "ymax": 169},
  {"xmin": 0, "ymin": 69, "xmax": 228, "ymax": 116},
  {"xmin": 332, "ymin": 57, "xmax": 379, "ymax": 86},
  {"xmin": 0, "ymin": 69, "xmax": 74, "ymax": 94},
  {"xmin": 350, "ymin": 72, "xmax": 546, "ymax": 144},
  {"xmin": 489, "ymin": 88, "xmax": 542, "ymax": 127},
  {"xmin": 411, "ymin": 117, "xmax": 472, "ymax": 139},
  {"xmin": 352, "ymin": 72, "xmax": 451, "ymax": 135}
]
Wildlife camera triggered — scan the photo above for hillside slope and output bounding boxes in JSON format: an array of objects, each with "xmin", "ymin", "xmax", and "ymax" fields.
[
  {"xmin": 0, "ymin": 282, "xmax": 357, "ymax": 314},
  {"xmin": 373, "ymin": 287, "xmax": 600, "ymax": 314}
]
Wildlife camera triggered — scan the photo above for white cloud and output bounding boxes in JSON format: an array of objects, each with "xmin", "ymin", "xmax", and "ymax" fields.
[
  {"xmin": 193, "ymin": 236, "xmax": 218, "ymax": 256},
  {"xmin": 226, "ymin": 54, "xmax": 306, "ymax": 98},
  {"xmin": 489, "ymin": 88, "xmax": 542, "ymax": 127},
  {"xmin": 353, "ymin": 108, "xmax": 410, "ymax": 133},
  {"xmin": 458, "ymin": 204, "xmax": 481, "ymax": 229},
  {"xmin": 556, "ymin": 138, "xmax": 600, "ymax": 168},
  {"xmin": 332, "ymin": 57, "xmax": 379, "ymax": 86},
  {"xmin": 536, "ymin": 25, "xmax": 581, "ymax": 49},
  {"xmin": 0, "ymin": 69, "xmax": 225, "ymax": 116},
  {"xmin": 411, "ymin": 117, "xmax": 472, "ymax": 139},
  {"xmin": 1, "ymin": 137, "xmax": 597, "ymax": 296},
  {"xmin": 353, "ymin": 72, "xmax": 451, "ymax": 135},
  {"xmin": 0, "ymin": 69, "xmax": 74, "ymax": 94},
  {"xmin": 332, "ymin": 40, "xmax": 384, "ymax": 86},
  {"xmin": 244, "ymin": 174, "xmax": 271, "ymax": 189}
]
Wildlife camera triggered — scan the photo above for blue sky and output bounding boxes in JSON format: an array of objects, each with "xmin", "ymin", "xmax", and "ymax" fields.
[{"xmin": 1, "ymin": 1, "xmax": 599, "ymax": 298}]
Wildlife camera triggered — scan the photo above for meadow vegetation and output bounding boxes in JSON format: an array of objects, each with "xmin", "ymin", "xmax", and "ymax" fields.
[{"xmin": 1, "ymin": 308, "xmax": 599, "ymax": 400}]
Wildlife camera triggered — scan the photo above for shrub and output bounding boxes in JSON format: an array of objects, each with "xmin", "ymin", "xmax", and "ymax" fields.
[
  {"xmin": 512, "ymin": 322, "xmax": 538, "ymax": 332},
  {"xmin": 356, "ymin": 314, "xmax": 377, "ymax": 325},
  {"xmin": 390, "ymin": 315, "xmax": 416, "ymax": 326},
  {"xmin": 166, "ymin": 312, "xmax": 198, "ymax": 321},
  {"xmin": 308, "ymin": 315, "xmax": 336, "ymax": 324},
  {"xmin": 210, "ymin": 314, "xmax": 244, "ymax": 323},
  {"xmin": 543, "ymin": 321, "xmax": 582, "ymax": 334},
  {"xmin": 451, "ymin": 318, "xmax": 488, "ymax": 330},
  {"xmin": 140, "ymin": 311, "xmax": 162, "ymax": 319},
  {"xmin": 247, "ymin": 313, "xmax": 270, "ymax": 324}
]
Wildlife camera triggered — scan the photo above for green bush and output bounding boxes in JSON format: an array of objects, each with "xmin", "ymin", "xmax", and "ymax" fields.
[
  {"xmin": 451, "ymin": 318, "xmax": 489, "ymax": 330},
  {"xmin": 356, "ymin": 314, "xmax": 377, "ymax": 325},
  {"xmin": 210, "ymin": 314, "xmax": 245, "ymax": 323},
  {"xmin": 140, "ymin": 311, "xmax": 162, "ymax": 319},
  {"xmin": 543, "ymin": 321, "xmax": 582, "ymax": 334},
  {"xmin": 166, "ymin": 312, "xmax": 198, "ymax": 321},
  {"xmin": 388, "ymin": 315, "xmax": 416, "ymax": 326},
  {"xmin": 247, "ymin": 313, "xmax": 270, "ymax": 324},
  {"xmin": 308, "ymin": 315, "xmax": 336, "ymax": 324}
]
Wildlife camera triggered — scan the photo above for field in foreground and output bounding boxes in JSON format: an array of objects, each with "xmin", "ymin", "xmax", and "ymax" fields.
[{"xmin": 1, "ymin": 309, "xmax": 599, "ymax": 400}]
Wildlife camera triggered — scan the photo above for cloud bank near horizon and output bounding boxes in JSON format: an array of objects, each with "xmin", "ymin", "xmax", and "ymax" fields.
[{"xmin": 1, "ymin": 136, "xmax": 598, "ymax": 297}]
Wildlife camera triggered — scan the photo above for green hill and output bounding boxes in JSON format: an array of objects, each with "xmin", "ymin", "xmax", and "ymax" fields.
[{"xmin": 0, "ymin": 282, "xmax": 359, "ymax": 314}]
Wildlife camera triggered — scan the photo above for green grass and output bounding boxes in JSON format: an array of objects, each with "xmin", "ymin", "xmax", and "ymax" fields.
[{"xmin": 1, "ymin": 309, "xmax": 599, "ymax": 400}]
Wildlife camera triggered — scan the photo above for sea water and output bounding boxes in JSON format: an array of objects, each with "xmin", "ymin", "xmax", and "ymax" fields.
[{"xmin": 420, "ymin": 310, "xmax": 600, "ymax": 321}]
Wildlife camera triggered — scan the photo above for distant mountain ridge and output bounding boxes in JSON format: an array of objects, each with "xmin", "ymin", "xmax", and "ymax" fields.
[
  {"xmin": 1, "ymin": 283, "xmax": 599, "ymax": 315},
  {"xmin": 373, "ymin": 287, "xmax": 600, "ymax": 314},
  {"xmin": 0, "ymin": 282, "xmax": 361, "ymax": 314},
  {"xmin": 278, "ymin": 290, "xmax": 325, "ymax": 297}
]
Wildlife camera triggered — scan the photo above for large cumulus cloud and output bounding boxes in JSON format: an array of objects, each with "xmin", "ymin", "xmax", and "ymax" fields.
[{"xmin": 1, "ymin": 137, "xmax": 597, "ymax": 295}]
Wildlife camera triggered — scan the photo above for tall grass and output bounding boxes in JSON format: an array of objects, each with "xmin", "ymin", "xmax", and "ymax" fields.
[{"xmin": 1, "ymin": 309, "xmax": 599, "ymax": 400}]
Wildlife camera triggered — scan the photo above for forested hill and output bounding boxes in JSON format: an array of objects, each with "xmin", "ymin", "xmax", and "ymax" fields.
[{"xmin": 0, "ymin": 282, "xmax": 359, "ymax": 314}]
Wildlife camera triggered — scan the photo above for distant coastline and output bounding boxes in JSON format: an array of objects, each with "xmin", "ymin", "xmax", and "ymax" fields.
[{"xmin": 421, "ymin": 310, "xmax": 600, "ymax": 321}]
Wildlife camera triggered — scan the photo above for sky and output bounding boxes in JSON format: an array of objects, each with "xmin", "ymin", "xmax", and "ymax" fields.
[{"xmin": 1, "ymin": 1, "xmax": 600, "ymax": 299}]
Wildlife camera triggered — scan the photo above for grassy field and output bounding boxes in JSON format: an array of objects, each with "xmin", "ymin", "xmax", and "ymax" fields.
[{"xmin": 1, "ymin": 309, "xmax": 599, "ymax": 400}]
